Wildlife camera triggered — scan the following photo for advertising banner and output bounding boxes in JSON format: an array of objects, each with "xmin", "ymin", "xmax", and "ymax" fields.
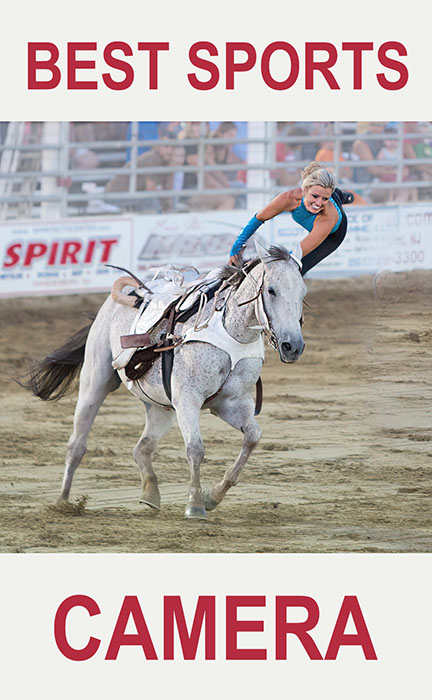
[
  {"xmin": 273, "ymin": 203, "xmax": 432, "ymax": 277},
  {"xmin": 1, "ymin": 205, "xmax": 431, "ymax": 296},
  {"xmin": 132, "ymin": 210, "xmax": 247, "ymax": 275},
  {"xmin": 0, "ymin": 217, "xmax": 133, "ymax": 297}
]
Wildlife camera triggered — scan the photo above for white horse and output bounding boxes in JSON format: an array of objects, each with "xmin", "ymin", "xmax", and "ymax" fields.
[{"xmin": 24, "ymin": 246, "xmax": 306, "ymax": 519}]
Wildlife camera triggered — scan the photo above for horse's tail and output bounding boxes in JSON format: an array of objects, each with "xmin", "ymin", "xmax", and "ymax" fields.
[{"xmin": 18, "ymin": 322, "xmax": 93, "ymax": 401}]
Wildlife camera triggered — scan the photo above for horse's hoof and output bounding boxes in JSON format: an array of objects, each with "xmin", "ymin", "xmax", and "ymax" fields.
[
  {"xmin": 184, "ymin": 504, "xmax": 208, "ymax": 520},
  {"xmin": 139, "ymin": 498, "xmax": 161, "ymax": 511},
  {"xmin": 202, "ymin": 489, "xmax": 219, "ymax": 511}
]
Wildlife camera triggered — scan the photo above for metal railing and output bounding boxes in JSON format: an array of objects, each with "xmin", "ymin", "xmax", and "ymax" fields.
[{"xmin": 0, "ymin": 121, "xmax": 431, "ymax": 219}]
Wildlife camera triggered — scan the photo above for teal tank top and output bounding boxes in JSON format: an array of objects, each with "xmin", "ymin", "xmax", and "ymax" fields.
[{"xmin": 291, "ymin": 196, "xmax": 342, "ymax": 233}]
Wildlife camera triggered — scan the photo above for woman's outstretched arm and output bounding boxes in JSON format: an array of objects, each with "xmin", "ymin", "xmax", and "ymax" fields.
[{"xmin": 229, "ymin": 189, "xmax": 302, "ymax": 260}]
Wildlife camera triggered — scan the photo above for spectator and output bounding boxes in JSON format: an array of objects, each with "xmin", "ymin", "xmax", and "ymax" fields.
[
  {"xmin": 271, "ymin": 124, "xmax": 307, "ymax": 187},
  {"xmin": 105, "ymin": 125, "xmax": 174, "ymax": 212},
  {"xmin": 125, "ymin": 121, "xmax": 159, "ymax": 160},
  {"xmin": 291, "ymin": 122, "xmax": 329, "ymax": 159},
  {"xmin": 351, "ymin": 122, "xmax": 386, "ymax": 184},
  {"xmin": 210, "ymin": 121, "xmax": 248, "ymax": 160},
  {"xmin": 376, "ymin": 128, "xmax": 418, "ymax": 202},
  {"xmin": 211, "ymin": 122, "xmax": 245, "ymax": 180},
  {"xmin": 69, "ymin": 122, "xmax": 100, "ymax": 170},
  {"xmin": 95, "ymin": 123, "xmax": 128, "ymax": 141},
  {"xmin": 211, "ymin": 122, "xmax": 246, "ymax": 206},
  {"xmin": 69, "ymin": 122, "xmax": 129, "ymax": 170},
  {"xmin": 410, "ymin": 122, "xmax": 432, "ymax": 184},
  {"xmin": 189, "ymin": 144, "xmax": 235, "ymax": 211},
  {"xmin": 125, "ymin": 121, "xmax": 181, "ymax": 161},
  {"xmin": 314, "ymin": 136, "xmax": 353, "ymax": 181},
  {"xmin": 164, "ymin": 122, "xmax": 182, "ymax": 138}
]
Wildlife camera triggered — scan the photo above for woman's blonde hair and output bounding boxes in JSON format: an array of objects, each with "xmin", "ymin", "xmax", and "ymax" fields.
[{"xmin": 301, "ymin": 161, "xmax": 336, "ymax": 192}]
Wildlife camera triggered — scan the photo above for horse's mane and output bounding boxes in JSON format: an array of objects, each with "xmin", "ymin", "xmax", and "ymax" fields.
[
  {"xmin": 266, "ymin": 245, "xmax": 292, "ymax": 263},
  {"xmin": 218, "ymin": 245, "xmax": 292, "ymax": 289}
]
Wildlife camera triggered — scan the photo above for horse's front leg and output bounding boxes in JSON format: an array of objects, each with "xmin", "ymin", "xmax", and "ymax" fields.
[
  {"xmin": 174, "ymin": 397, "xmax": 207, "ymax": 520},
  {"xmin": 204, "ymin": 395, "xmax": 262, "ymax": 510},
  {"xmin": 134, "ymin": 402, "xmax": 176, "ymax": 510}
]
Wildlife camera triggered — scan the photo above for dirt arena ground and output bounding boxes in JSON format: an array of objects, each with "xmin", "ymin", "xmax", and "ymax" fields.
[{"xmin": 1, "ymin": 271, "xmax": 431, "ymax": 553}]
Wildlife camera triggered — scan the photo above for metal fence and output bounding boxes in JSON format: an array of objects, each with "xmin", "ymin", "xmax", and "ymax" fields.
[{"xmin": 0, "ymin": 121, "xmax": 431, "ymax": 220}]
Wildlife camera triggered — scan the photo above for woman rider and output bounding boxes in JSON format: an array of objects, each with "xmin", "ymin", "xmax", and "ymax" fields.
[{"xmin": 229, "ymin": 161, "xmax": 353, "ymax": 274}]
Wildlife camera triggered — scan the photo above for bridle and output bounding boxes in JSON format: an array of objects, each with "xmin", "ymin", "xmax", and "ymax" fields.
[
  {"xmin": 236, "ymin": 264, "xmax": 279, "ymax": 352},
  {"xmin": 234, "ymin": 254, "xmax": 307, "ymax": 351}
]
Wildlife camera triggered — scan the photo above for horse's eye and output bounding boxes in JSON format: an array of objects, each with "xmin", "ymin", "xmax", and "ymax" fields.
[
  {"xmin": 300, "ymin": 316, "xmax": 304, "ymax": 327},
  {"xmin": 268, "ymin": 287, "xmax": 276, "ymax": 297}
]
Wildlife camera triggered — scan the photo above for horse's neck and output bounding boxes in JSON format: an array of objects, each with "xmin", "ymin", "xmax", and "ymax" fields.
[{"xmin": 223, "ymin": 264, "xmax": 263, "ymax": 343}]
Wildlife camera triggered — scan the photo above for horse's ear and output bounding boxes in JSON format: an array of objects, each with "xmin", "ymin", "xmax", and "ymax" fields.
[{"xmin": 254, "ymin": 239, "xmax": 269, "ymax": 260}]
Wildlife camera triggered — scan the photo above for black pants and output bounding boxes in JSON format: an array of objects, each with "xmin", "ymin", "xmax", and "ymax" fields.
[{"xmin": 301, "ymin": 209, "xmax": 348, "ymax": 276}]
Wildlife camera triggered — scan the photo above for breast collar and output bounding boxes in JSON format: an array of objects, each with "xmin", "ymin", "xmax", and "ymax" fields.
[{"xmin": 182, "ymin": 309, "xmax": 264, "ymax": 369}]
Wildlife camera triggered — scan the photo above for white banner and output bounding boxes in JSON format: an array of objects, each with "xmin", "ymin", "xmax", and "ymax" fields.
[
  {"xmin": 272, "ymin": 203, "xmax": 432, "ymax": 277},
  {"xmin": 1, "ymin": 553, "xmax": 430, "ymax": 699},
  {"xmin": 131, "ymin": 210, "xmax": 247, "ymax": 274},
  {"xmin": 1, "ymin": 205, "xmax": 432, "ymax": 296},
  {"xmin": 0, "ymin": 217, "xmax": 133, "ymax": 297}
]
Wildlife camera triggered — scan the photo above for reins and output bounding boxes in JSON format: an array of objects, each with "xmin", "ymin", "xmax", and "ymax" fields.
[
  {"xmin": 127, "ymin": 265, "xmax": 267, "ymax": 412},
  {"xmin": 234, "ymin": 264, "xmax": 275, "ymax": 346},
  {"xmin": 237, "ymin": 268, "xmax": 265, "ymax": 307},
  {"xmin": 124, "ymin": 258, "xmax": 290, "ymax": 413}
]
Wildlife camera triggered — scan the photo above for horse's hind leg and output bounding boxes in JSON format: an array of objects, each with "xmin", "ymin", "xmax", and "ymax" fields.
[
  {"xmin": 203, "ymin": 396, "xmax": 262, "ymax": 510},
  {"xmin": 59, "ymin": 358, "xmax": 120, "ymax": 501},
  {"xmin": 133, "ymin": 403, "xmax": 175, "ymax": 510}
]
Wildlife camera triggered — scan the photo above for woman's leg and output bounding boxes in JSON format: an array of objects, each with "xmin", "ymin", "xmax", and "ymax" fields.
[{"xmin": 301, "ymin": 214, "xmax": 348, "ymax": 276}]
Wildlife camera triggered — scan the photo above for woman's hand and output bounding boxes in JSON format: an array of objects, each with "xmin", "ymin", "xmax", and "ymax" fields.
[{"xmin": 229, "ymin": 254, "xmax": 241, "ymax": 266}]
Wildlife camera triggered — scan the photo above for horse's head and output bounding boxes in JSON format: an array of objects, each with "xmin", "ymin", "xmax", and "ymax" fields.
[{"xmin": 256, "ymin": 245, "xmax": 307, "ymax": 363}]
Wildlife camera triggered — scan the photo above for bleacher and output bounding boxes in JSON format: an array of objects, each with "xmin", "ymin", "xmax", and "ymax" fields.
[{"xmin": 0, "ymin": 121, "xmax": 431, "ymax": 220}]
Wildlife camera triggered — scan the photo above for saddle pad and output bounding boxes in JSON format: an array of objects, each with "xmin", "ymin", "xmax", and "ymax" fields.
[{"xmin": 183, "ymin": 310, "xmax": 264, "ymax": 370}]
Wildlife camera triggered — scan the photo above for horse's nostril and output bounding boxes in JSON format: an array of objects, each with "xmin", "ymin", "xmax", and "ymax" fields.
[{"xmin": 281, "ymin": 342, "xmax": 292, "ymax": 353}]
